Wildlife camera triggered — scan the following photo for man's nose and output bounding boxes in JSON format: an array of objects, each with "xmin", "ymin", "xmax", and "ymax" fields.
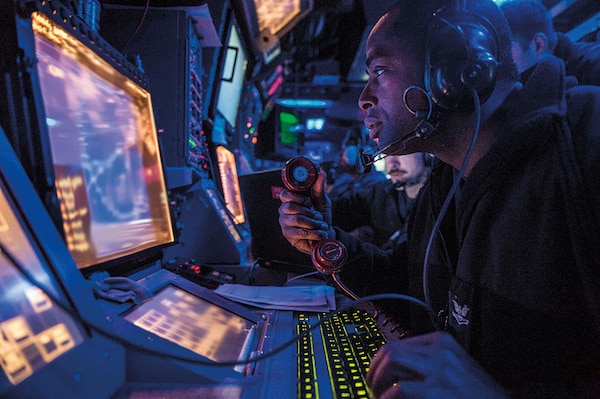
[{"xmin": 358, "ymin": 83, "xmax": 375, "ymax": 110}]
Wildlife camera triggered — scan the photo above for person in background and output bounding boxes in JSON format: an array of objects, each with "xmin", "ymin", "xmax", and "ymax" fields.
[
  {"xmin": 501, "ymin": 0, "xmax": 600, "ymax": 85},
  {"xmin": 278, "ymin": 0, "xmax": 600, "ymax": 397},
  {"xmin": 332, "ymin": 153, "xmax": 432, "ymax": 248},
  {"xmin": 326, "ymin": 125, "xmax": 386, "ymax": 200}
]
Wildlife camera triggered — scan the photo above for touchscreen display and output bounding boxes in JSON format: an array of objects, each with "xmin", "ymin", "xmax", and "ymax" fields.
[{"xmin": 124, "ymin": 285, "xmax": 256, "ymax": 366}]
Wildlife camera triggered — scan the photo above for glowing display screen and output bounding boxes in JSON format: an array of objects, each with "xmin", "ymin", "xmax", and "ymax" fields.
[
  {"xmin": 279, "ymin": 110, "xmax": 301, "ymax": 145},
  {"xmin": 216, "ymin": 24, "xmax": 248, "ymax": 130},
  {"xmin": 206, "ymin": 189, "xmax": 243, "ymax": 243},
  {"xmin": 254, "ymin": 0, "xmax": 302, "ymax": 35},
  {"xmin": 123, "ymin": 285, "xmax": 256, "ymax": 367},
  {"xmin": 31, "ymin": 12, "xmax": 174, "ymax": 271},
  {"xmin": 0, "ymin": 182, "xmax": 85, "ymax": 386},
  {"xmin": 216, "ymin": 146, "xmax": 246, "ymax": 224}
]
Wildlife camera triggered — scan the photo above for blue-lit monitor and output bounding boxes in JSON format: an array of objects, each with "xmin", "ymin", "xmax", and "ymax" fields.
[
  {"xmin": 30, "ymin": 11, "xmax": 174, "ymax": 275},
  {"xmin": 215, "ymin": 22, "xmax": 249, "ymax": 132},
  {"xmin": 306, "ymin": 117, "xmax": 325, "ymax": 131}
]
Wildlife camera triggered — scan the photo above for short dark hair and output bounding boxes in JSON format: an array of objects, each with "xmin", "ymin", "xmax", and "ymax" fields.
[
  {"xmin": 501, "ymin": 0, "xmax": 557, "ymax": 52},
  {"xmin": 384, "ymin": 0, "xmax": 518, "ymax": 84}
]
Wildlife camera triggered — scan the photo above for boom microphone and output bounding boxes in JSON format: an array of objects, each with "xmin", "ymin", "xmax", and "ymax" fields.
[
  {"xmin": 357, "ymin": 85, "xmax": 439, "ymax": 173},
  {"xmin": 357, "ymin": 118, "xmax": 437, "ymax": 173}
]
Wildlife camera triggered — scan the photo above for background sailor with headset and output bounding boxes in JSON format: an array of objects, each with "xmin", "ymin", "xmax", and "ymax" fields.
[
  {"xmin": 331, "ymin": 152, "xmax": 433, "ymax": 249},
  {"xmin": 278, "ymin": 0, "xmax": 600, "ymax": 397},
  {"xmin": 327, "ymin": 125, "xmax": 387, "ymax": 201}
]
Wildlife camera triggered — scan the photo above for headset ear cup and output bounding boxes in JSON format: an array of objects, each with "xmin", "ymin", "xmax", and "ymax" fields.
[
  {"xmin": 425, "ymin": 11, "xmax": 499, "ymax": 111},
  {"xmin": 428, "ymin": 61, "xmax": 473, "ymax": 110},
  {"xmin": 460, "ymin": 58, "xmax": 496, "ymax": 91}
]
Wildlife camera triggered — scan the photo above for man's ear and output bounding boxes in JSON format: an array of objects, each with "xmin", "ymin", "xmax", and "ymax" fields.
[{"xmin": 532, "ymin": 33, "xmax": 549, "ymax": 59}]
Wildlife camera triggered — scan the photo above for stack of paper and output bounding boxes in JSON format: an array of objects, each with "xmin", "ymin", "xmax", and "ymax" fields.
[{"xmin": 214, "ymin": 284, "xmax": 336, "ymax": 312}]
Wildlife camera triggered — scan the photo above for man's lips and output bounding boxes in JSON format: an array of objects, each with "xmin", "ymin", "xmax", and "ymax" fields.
[{"xmin": 364, "ymin": 117, "xmax": 382, "ymax": 138}]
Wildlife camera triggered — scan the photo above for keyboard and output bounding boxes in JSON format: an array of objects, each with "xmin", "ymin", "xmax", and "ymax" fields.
[{"xmin": 295, "ymin": 308, "xmax": 386, "ymax": 399}]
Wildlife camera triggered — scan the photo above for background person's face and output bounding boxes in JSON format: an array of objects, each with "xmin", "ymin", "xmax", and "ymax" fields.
[
  {"xmin": 511, "ymin": 40, "xmax": 537, "ymax": 73},
  {"xmin": 385, "ymin": 153, "xmax": 426, "ymax": 186}
]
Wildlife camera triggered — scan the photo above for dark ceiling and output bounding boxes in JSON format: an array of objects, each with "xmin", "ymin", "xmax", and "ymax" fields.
[
  {"xmin": 274, "ymin": 0, "xmax": 600, "ymax": 126},
  {"xmin": 279, "ymin": 0, "xmax": 600, "ymax": 83},
  {"xmin": 549, "ymin": 0, "xmax": 600, "ymax": 40},
  {"xmin": 96, "ymin": 0, "xmax": 600, "ymax": 144}
]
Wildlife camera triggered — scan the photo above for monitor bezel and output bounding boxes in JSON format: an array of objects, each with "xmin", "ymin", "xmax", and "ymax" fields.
[
  {"xmin": 252, "ymin": 0, "xmax": 313, "ymax": 39},
  {"xmin": 120, "ymin": 281, "xmax": 259, "ymax": 371},
  {"xmin": 210, "ymin": 7, "xmax": 252, "ymax": 139},
  {"xmin": 215, "ymin": 145, "xmax": 247, "ymax": 225},
  {"xmin": 1, "ymin": 0, "xmax": 177, "ymax": 278},
  {"xmin": 234, "ymin": 0, "xmax": 313, "ymax": 55},
  {"xmin": 0, "ymin": 118, "xmax": 127, "ymax": 399}
]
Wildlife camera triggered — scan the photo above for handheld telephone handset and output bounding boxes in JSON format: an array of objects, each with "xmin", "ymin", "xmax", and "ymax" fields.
[
  {"xmin": 282, "ymin": 157, "xmax": 416, "ymax": 331},
  {"xmin": 281, "ymin": 157, "xmax": 348, "ymax": 275}
]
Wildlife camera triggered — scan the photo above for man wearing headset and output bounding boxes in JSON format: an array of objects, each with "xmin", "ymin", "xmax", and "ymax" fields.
[{"xmin": 278, "ymin": 0, "xmax": 600, "ymax": 397}]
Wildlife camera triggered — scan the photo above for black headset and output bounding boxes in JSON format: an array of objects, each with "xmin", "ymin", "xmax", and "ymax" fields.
[
  {"xmin": 359, "ymin": 1, "xmax": 501, "ymax": 171},
  {"xmin": 423, "ymin": 152, "xmax": 435, "ymax": 168},
  {"xmin": 342, "ymin": 126, "xmax": 368, "ymax": 151},
  {"xmin": 424, "ymin": 1, "xmax": 500, "ymax": 112}
]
